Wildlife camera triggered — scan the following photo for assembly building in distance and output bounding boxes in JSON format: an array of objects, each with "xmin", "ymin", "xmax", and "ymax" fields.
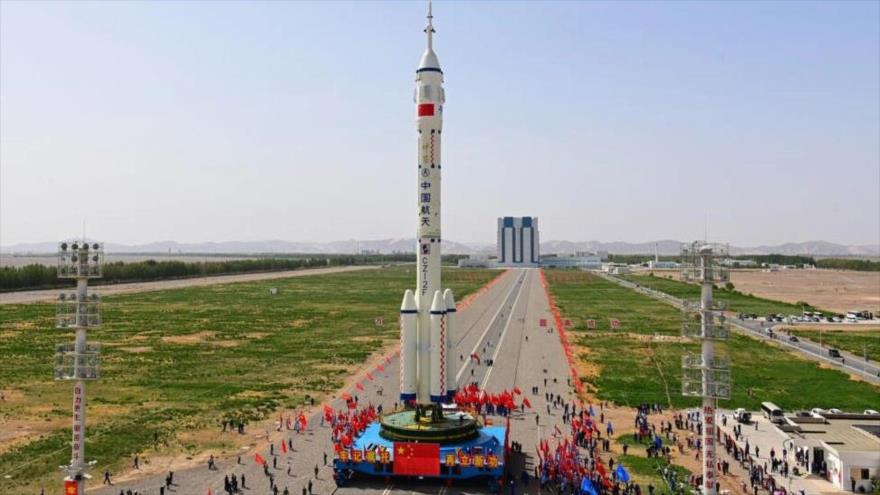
[{"xmin": 496, "ymin": 216, "xmax": 539, "ymax": 267}]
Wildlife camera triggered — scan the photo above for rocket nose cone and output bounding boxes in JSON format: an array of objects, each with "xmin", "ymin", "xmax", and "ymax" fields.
[
  {"xmin": 443, "ymin": 288, "xmax": 456, "ymax": 311},
  {"xmin": 418, "ymin": 49, "xmax": 441, "ymax": 71},
  {"xmin": 430, "ymin": 290, "xmax": 445, "ymax": 313},
  {"xmin": 402, "ymin": 289, "xmax": 417, "ymax": 311}
]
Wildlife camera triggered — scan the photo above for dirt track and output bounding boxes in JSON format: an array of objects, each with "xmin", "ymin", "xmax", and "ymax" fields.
[{"xmin": 0, "ymin": 265, "xmax": 379, "ymax": 305}]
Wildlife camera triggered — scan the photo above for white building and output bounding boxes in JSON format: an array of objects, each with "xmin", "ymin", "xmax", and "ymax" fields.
[
  {"xmin": 497, "ymin": 217, "xmax": 539, "ymax": 267},
  {"xmin": 784, "ymin": 414, "xmax": 880, "ymax": 493}
]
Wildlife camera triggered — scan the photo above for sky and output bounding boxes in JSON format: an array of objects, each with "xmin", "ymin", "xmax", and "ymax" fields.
[{"xmin": 1, "ymin": 0, "xmax": 878, "ymax": 247}]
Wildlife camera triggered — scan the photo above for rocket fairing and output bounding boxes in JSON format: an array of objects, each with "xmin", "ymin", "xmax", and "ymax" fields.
[{"xmin": 400, "ymin": 2, "xmax": 455, "ymax": 404}]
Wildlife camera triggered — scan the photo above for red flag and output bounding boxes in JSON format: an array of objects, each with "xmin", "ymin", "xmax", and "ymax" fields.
[
  {"xmin": 299, "ymin": 413, "xmax": 308, "ymax": 429},
  {"xmin": 377, "ymin": 364, "xmax": 385, "ymax": 372},
  {"xmin": 255, "ymin": 453, "xmax": 266, "ymax": 466},
  {"xmin": 356, "ymin": 383, "xmax": 364, "ymax": 391},
  {"xmin": 341, "ymin": 392, "xmax": 352, "ymax": 401},
  {"xmin": 393, "ymin": 442, "xmax": 440, "ymax": 476},
  {"xmin": 513, "ymin": 386, "xmax": 522, "ymax": 395},
  {"xmin": 281, "ymin": 441, "xmax": 288, "ymax": 454},
  {"xmin": 207, "ymin": 489, "xmax": 213, "ymax": 495},
  {"xmin": 523, "ymin": 398, "xmax": 532, "ymax": 408},
  {"xmin": 366, "ymin": 372, "xmax": 374, "ymax": 381}
]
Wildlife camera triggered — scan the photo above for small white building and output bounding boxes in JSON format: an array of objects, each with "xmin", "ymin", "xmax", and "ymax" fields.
[{"xmin": 785, "ymin": 415, "xmax": 880, "ymax": 492}]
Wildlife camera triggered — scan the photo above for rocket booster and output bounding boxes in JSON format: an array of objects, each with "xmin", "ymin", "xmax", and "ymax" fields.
[{"xmin": 400, "ymin": 2, "xmax": 454, "ymax": 405}]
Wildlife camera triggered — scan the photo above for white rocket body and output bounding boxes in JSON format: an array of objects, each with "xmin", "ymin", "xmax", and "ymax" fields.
[
  {"xmin": 399, "ymin": 290, "xmax": 418, "ymax": 401},
  {"xmin": 443, "ymin": 289, "xmax": 456, "ymax": 400},
  {"xmin": 400, "ymin": 4, "xmax": 454, "ymax": 404},
  {"xmin": 429, "ymin": 291, "xmax": 446, "ymax": 402}
]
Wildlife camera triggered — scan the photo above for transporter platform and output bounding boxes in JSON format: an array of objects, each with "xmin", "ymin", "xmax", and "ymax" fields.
[{"xmin": 333, "ymin": 406, "xmax": 507, "ymax": 489}]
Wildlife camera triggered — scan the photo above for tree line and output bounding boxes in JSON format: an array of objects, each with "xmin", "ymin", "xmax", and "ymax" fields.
[{"xmin": 0, "ymin": 253, "xmax": 468, "ymax": 292}]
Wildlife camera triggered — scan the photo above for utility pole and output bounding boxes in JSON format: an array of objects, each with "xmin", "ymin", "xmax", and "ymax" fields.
[
  {"xmin": 55, "ymin": 240, "xmax": 104, "ymax": 495},
  {"xmin": 681, "ymin": 241, "xmax": 731, "ymax": 495}
]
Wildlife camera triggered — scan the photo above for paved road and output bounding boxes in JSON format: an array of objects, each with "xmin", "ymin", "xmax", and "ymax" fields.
[
  {"xmin": 0, "ymin": 265, "xmax": 379, "ymax": 305},
  {"xmin": 88, "ymin": 268, "xmax": 574, "ymax": 495},
  {"xmin": 599, "ymin": 272, "xmax": 880, "ymax": 385}
]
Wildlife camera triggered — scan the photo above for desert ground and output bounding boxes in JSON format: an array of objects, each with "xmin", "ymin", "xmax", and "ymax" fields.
[{"xmin": 730, "ymin": 269, "xmax": 880, "ymax": 314}]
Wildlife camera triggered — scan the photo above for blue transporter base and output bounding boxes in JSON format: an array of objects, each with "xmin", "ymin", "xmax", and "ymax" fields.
[{"xmin": 333, "ymin": 422, "xmax": 507, "ymax": 490}]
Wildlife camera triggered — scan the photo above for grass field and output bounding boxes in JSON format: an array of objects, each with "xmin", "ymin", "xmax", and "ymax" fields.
[
  {"xmin": 787, "ymin": 328, "xmax": 880, "ymax": 362},
  {"xmin": 546, "ymin": 270, "xmax": 879, "ymax": 411},
  {"xmin": 0, "ymin": 266, "xmax": 498, "ymax": 492},
  {"xmin": 623, "ymin": 273, "xmax": 811, "ymax": 315}
]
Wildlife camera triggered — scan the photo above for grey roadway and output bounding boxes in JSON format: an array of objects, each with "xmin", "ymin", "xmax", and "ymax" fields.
[
  {"xmin": 88, "ymin": 268, "xmax": 576, "ymax": 495},
  {"xmin": 598, "ymin": 272, "xmax": 880, "ymax": 385}
]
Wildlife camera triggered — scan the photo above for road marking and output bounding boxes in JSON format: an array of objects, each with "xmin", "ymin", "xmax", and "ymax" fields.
[
  {"xmin": 456, "ymin": 270, "xmax": 525, "ymax": 382},
  {"xmin": 480, "ymin": 270, "xmax": 530, "ymax": 390}
]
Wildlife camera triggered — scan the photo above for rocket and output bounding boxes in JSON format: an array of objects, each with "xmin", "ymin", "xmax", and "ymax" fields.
[{"xmin": 400, "ymin": 1, "xmax": 454, "ymax": 405}]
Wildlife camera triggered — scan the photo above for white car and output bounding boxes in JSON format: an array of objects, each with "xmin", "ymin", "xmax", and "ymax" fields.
[
  {"xmin": 810, "ymin": 408, "xmax": 826, "ymax": 418},
  {"xmin": 827, "ymin": 408, "xmax": 842, "ymax": 414},
  {"xmin": 734, "ymin": 408, "xmax": 752, "ymax": 423},
  {"xmin": 864, "ymin": 409, "xmax": 879, "ymax": 415}
]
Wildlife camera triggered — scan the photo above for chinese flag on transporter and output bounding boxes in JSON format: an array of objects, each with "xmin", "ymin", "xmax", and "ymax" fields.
[{"xmin": 392, "ymin": 442, "xmax": 440, "ymax": 476}]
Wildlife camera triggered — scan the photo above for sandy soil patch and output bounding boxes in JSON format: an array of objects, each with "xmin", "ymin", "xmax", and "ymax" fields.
[
  {"xmin": 632, "ymin": 333, "xmax": 691, "ymax": 343},
  {"xmin": 212, "ymin": 340, "xmax": 241, "ymax": 348},
  {"xmin": 291, "ymin": 319, "xmax": 311, "ymax": 328},
  {"xmin": 119, "ymin": 346, "xmax": 153, "ymax": 353},
  {"xmin": 730, "ymin": 269, "xmax": 880, "ymax": 314},
  {"xmin": 161, "ymin": 331, "xmax": 216, "ymax": 344},
  {"xmin": 0, "ymin": 418, "xmax": 69, "ymax": 455}
]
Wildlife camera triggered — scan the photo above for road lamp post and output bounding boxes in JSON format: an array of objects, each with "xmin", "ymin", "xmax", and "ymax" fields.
[{"xmin": 55, "ymin": 240, "xmax": 104, "ymax": 495}]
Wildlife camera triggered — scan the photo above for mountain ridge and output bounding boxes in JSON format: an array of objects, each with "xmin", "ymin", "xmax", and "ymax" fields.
[{"xmin": 3, "ymin": 239, "xmax": 877, "ymax": 257}]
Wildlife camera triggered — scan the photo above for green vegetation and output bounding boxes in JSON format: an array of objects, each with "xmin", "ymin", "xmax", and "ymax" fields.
[
  {"xmin": 787, "ymin": 328, "xmax": 880, "ymax": 362},
  {"xmin": 623, "ymin": 273, "xmax": 814, "ymax": 315},
  {"xmin": 614, "ymin": 434, "xmax": 691, "ymax": 494},
  {"xmin": 0, "ymin": 266, "xmax": 497, "ymax": 492},
  {"xmin": 545, "ymin": 270, "xmax": 879, "ymax": 411},
  {"xmin": 816, "ymin": 258, "xmax": 880, "ymax": 272},
  {"xmin": 0, "ymin": 254, "xmax": 467, "ymax": 292}
]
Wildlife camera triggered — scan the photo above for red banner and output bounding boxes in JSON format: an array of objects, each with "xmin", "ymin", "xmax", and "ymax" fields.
[
  {"xmin": 417, "ymin": 103, "xmax": 435, "ymax": 117},
  {"xmin": 65, "ymin": 480, "xmax": 78, "ymax": 495},
  {"xmin": 393, "ymin": 442, "xmax": 440, "ymax": 476}
]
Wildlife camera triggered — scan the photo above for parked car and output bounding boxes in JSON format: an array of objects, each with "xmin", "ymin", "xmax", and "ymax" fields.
[
  {"xmin": 810, "ymin": 408, "xmax": 826, "ymax": 418},
  {"xmin": 827, "ymin": 408, "xmax": 842, "ymax": 414},
  {"xmin": 864, "ymin": 409, "xmax": 879, "ymax": 415},
  {"xmin": 734, "ymin": 408, "xmax": 752, "ymax": 424},
  {"xmin": 788, "ymin": 335, "xmax": 799, "ymax": 343},
  {"xmin": 828, "ymin": 348, "xmax": 842, "ymax": 359}
]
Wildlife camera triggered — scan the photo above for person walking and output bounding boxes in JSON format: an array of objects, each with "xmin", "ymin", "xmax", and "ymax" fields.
[
  {"xmin": 308, "ymin": 479, "xmax": 313, "ymax": 495},
  {"xmin": 103, "ymin": 470, "xmax": 112, "ymax": 485}
]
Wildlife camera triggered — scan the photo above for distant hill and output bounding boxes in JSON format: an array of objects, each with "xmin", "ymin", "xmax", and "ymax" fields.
[{"xmin": 2, "ymin": 239, "xmax": 877, "ymax": 257}]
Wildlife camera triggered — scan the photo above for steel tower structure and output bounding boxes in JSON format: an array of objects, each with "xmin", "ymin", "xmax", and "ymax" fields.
[
  {"xmin": 681, "ymin": 242, "xmax": 731, "ymax": 495},
  {"xmin": 55, "ymin": 240, "xmax": 104, "ymax": 495}
]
